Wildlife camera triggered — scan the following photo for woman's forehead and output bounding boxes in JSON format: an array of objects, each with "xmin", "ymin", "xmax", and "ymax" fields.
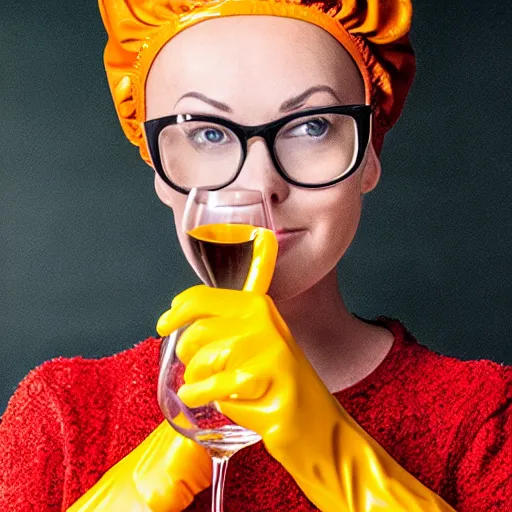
[{"xmin": 145, "ymin": 15, "xmax": 364, "ymax": 118}]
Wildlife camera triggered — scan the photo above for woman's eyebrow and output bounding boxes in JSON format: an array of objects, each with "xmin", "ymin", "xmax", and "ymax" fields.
[
  {"xmin": 175, "ymin": 92, "xmax": 233, "ymax": 113},
  {"xmin": 174, "ymin": 85, "xmax": 341, "ymax": 113},
  {"xmin": 279, "ymin": 85, "xmax": 341, "ymax": 112}
]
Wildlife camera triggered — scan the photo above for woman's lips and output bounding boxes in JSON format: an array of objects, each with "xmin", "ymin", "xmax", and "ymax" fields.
[{"xmin": 274, "ymin": 229, "xmax": 306, "ymax": 254}]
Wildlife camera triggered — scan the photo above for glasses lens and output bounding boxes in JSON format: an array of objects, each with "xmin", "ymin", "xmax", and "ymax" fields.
[
  {"xmin": 275, "ymin": 113, "xmax": 358, "ymax": 185},
  {"xmin": 158, "ymin": 121, "xmax": 242, "ymax": 190}
]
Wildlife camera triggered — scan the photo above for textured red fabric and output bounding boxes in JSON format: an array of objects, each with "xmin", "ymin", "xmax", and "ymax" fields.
[{"xmin": 1, "ymin": 317, "xmax": 510, "ymax": 511}]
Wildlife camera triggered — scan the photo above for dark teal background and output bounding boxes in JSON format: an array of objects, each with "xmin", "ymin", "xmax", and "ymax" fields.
[{"xmin": 1, "ymin": 1, "xmax": 511, "ymax": 413}]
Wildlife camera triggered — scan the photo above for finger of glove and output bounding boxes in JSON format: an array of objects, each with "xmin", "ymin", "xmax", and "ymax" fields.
[
  {"xmin": 136, "ymin": 435, "xmax": 211, "ymax": 512},
  {"xmin": 178, "ymin": 368, "xmax": 271, "ymax": 408},
  {"xmin": 183, "ymin": 327, "xmax": 269, "ymax": 384},
  {"xmin": 176, "ymin": 317, "xmax": 242, "ymax": 366},
  {"xmin": 157, "ymin": 285, "xmax": 262, "ymax": 337},
  {"xmin": 183, "ymin": 338, "xmax": 239, "ymax": 384},
  {"xmin": 130, "ymin": 423, "xmax": 211, "ymax": 512}
]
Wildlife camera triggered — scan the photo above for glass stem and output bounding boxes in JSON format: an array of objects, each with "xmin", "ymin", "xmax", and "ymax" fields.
[{"xmin": 211, "ymin": 455, "xmax": 229, "ymax": 512}]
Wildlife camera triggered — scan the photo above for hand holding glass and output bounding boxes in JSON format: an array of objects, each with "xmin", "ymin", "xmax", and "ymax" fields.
[{"xmin": 157, "ymin": 188, "xmax": 277, "ymax": 512}]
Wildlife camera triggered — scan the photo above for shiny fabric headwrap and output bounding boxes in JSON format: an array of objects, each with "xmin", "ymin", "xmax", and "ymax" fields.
[{"xmin": 98, "ymin": 0, "xmax": 415, "ymax": 165}]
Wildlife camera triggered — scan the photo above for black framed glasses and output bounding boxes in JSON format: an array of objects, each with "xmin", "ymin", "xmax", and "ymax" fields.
[{"xmin": 143, "ymin": 104, "xmax": 372, "ymax": 194}]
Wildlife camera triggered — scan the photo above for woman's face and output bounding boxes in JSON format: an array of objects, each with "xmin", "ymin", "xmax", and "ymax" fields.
[{"xmin": 146, "ymin": 15, "xmax": 381, "ymax": 303}]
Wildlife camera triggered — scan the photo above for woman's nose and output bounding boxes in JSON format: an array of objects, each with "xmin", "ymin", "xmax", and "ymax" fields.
[{"xmin": 232, "ymin": 137, "xmax": 290, "ymax": 206}]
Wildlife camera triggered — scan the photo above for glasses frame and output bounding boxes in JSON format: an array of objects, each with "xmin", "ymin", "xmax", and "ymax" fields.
[{"xmin": 143, "ymin": 104, "xmax": 372, "ymax": 195}]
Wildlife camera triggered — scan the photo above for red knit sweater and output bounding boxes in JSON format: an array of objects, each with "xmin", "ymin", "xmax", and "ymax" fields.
[{"xmin": 1, "ymin": 317, "xmax": 510, "ymax": 511}]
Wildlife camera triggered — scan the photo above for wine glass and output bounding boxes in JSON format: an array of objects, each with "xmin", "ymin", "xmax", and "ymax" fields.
[{"xmin": 158, "ymin": 187, "xmax": 277, "ymax": 512}]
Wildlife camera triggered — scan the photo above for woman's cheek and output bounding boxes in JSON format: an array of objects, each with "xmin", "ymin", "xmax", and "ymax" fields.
[
  {"xmin": 306, "ymin": 189, "xmax": 363, "ymax": 271},
  {"xmin": 268, "ymin": 205, "xmax": 362, "ymax": 301}
]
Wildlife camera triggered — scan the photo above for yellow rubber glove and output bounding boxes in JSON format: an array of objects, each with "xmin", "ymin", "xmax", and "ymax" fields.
[
  {"xmin": 157, "ymin": 285, "xmax": 456, "ymax": 512},
  {"xmin": 67, "ymin": 419, "xmax": 211, "ymax": 512}
]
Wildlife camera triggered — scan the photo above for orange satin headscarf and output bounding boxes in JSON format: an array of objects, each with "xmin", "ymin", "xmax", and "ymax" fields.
[{"xmin": 98, "ymin": 0, "xmax": 415, "ymax": 164}]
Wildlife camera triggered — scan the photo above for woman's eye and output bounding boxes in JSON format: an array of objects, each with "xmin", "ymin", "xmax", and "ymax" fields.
[
  {"xmin": 186, "ymin": 126, "xmax": 231, "ymax": 146},
  {"xmin": 285, "ymin": 118, "xmax": 330, "ymax": 138}
]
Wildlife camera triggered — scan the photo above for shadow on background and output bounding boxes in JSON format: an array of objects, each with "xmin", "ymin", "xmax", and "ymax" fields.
[{"xmin": 1, "ymin": 0, "xmax": 511, "ymax": 413}]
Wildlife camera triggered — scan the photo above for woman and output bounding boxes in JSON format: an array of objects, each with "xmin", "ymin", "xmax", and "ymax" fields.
[{"xmin": 0, "ymin": 0, "xmax": 510, "ymax": 510}]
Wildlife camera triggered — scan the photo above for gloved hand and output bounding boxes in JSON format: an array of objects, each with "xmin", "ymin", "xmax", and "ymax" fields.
[
  {"xmin": 157, "ymin": 285, "xmax": 456, "ymax": 512},
  {"xmin": 67, "ymin": 419, "xmax": 211, "ymax": 512}
]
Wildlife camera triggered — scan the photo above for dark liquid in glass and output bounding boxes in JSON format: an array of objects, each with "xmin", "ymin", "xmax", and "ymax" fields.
[{"xmin": 187, "ymin": 225, "xmax": 255, "ymax": 290}]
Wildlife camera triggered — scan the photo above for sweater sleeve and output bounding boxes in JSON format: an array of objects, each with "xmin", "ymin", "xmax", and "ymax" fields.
[
  {"xmin": 0, "ymin": 363, "xmax": 65, "ymax": 511},
  {"xmin": 454, "ymin": 366, "xmax": 512, "ymax": 512}
]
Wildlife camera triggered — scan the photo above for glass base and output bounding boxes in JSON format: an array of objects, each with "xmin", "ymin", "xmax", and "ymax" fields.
[{"xmin": 193, "ymin": 424, "xmax": 261, "ymax": 458}]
